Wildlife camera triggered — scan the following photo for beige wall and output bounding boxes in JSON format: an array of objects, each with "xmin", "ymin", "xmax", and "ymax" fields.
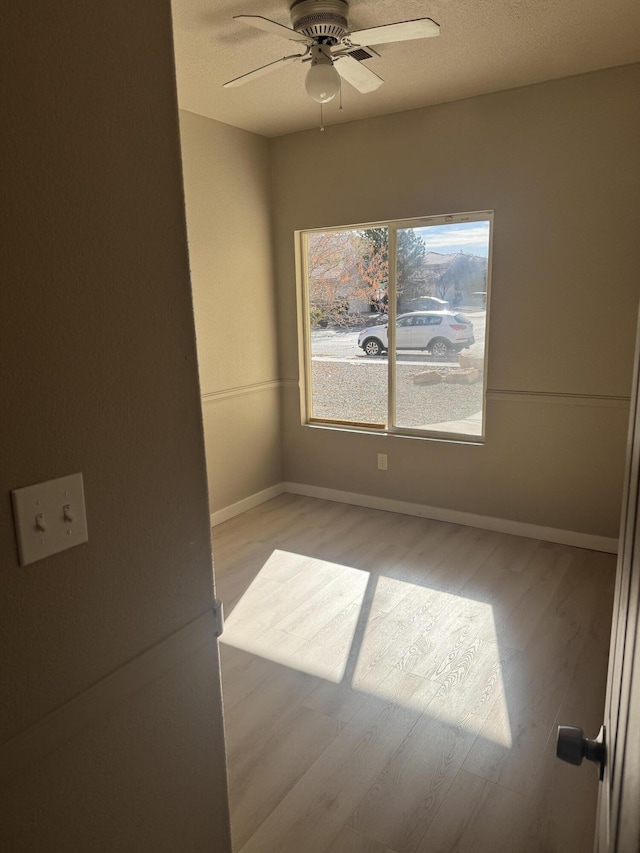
[
  {"xmin": 271, "ymin": 65, "xmax": 640, "ymax": 539},
  {"xmin": 1, "ymin": 2, "xmax": 230, "ymax": 850},
  {"xmin": 179, "ymin": 111, "xmax": 283, "ymax": 512}
]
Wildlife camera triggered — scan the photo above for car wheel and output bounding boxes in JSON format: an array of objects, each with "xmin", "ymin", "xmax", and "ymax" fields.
[
  {"xmin": 429, "ymin": 338, "xmax": 452, "ymax": 357},
  {"xmin": 363, "ymin": 338, "xmax": 383, "ymax": 356}
]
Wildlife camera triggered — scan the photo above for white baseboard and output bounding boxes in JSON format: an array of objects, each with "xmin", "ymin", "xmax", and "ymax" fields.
[
  {"xmin": 282, "ymin": 482, "xmax": 619, "ymax": 554},
  {"xmin": 210, "ymin": 480, "xmax": 619, "ymax": 553},
  {"xmin": 210, "ymin": 483, "xmax": 286, "ymax": 527}
]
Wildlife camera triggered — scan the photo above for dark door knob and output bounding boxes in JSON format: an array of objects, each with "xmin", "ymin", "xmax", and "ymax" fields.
[{"xmin": 556, "ymin": 724, "xmax": 606, "ymax": 780}]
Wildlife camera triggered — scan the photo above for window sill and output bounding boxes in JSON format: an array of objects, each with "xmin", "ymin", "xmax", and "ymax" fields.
[{"xmin": 303, "ymin": 420, "xmax": 485, "ymax": 445}]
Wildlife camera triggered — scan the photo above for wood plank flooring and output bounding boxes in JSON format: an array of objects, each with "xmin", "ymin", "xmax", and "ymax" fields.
[{"xmin": 213, "ymin": 494, "xmax": 616, "ymax": 853}]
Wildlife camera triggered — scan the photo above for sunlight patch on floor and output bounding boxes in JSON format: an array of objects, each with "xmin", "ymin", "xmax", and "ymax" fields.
[{"xmin": 221, "ymin": 549, "xmax": 512, "ymax": 746}]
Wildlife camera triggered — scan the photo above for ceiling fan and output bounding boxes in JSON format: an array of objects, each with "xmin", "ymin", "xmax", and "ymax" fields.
[{"xmin": 223, "ymin": 0, "xmax": 440, "ymax": 104}]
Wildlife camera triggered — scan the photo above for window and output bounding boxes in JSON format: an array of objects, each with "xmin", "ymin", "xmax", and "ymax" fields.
[{"xmin": 299, "ymin": 212, "xmax": 492, "ymax": 440}]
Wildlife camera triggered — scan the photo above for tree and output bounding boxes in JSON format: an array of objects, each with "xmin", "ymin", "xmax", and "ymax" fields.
[
  {"xmin": 397, "ymin": 229, "xmax": 427, "ymax": 308},
  {"xmin": 357, "ymin": 228, "xmax": 389, "ymax": 312},
  {"xmin": 357, "ymin": 227, "xmax": 426, "ymax": 311},
  {"xmin": 432, "ymin": 264, "xmax": 454, "ymax": 302},
  {"xmin": 431, "ymin": 253, "xmax": 487, "ymax": 306},
  {"xmin": 306, "ymin": 230, "xmax": 372, "ymax": 326},
  {"xmin": 307, "ymin": 230, "xmax": 361, "ymax": 283}
]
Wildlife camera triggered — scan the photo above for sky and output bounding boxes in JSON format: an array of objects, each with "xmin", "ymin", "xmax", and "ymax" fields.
[{"xmin": 412, "ymin": 220, "xmax": 491, "ymax": 258}]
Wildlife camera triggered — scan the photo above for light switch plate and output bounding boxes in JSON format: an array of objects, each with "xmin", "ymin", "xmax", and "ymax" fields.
[{"xmin": 11, "ymin": 473, "xmax": 88, "ymax": 566}]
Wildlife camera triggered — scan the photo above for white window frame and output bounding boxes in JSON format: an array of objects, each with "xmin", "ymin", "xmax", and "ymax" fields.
[{"xmin": 296, "ymin": 210, "xmax": 493, "ymax": 443}]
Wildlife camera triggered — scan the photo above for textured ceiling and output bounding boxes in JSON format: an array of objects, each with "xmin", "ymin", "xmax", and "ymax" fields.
[{"xmin": 171, "ymin": 0, "xmax": 640, "ymax": 137}]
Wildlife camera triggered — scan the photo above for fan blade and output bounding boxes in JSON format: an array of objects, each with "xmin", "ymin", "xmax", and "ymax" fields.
[
  {"xmin": 348, "ymin": 18, "xmax": 440, "ymax": 46},
  {"xmin": 335, "ymin": 55, "xmax": 383, "ymax": 93},
  {"xmin": 234, "ymin": 15, "xmax": 310, "ymax": 44},
  {"xmin": 223, "ymin": 54, "xmax": 303, "ymax": 88}
]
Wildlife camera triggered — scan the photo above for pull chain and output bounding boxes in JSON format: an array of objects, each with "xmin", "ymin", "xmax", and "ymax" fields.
[
  {"xmin": 339, "ymin": 78, "xmax": 343, "ymax": 111},
  {"xmin": 320, "ymin": 101, "xmax": 324, "ymax": 132}
]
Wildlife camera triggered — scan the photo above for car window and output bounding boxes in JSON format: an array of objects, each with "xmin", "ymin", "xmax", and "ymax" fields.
[{"xmin": 426, "ymin": 316, "xmax": 442, "ymax": 325}]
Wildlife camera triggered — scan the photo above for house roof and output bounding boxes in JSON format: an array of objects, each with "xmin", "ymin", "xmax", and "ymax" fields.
[{"xmin": 423, "ymin": 251, "xmax": 487, "ymax": 267}]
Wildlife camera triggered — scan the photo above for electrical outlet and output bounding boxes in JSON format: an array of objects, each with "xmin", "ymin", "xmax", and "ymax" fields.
[
  {"xmin": 377, "ymin": 453, "xmax": 388, "ymax": 471},
  {"xmin": 11, "ymin": 473, "xmax": 88, "ymax": 566}
]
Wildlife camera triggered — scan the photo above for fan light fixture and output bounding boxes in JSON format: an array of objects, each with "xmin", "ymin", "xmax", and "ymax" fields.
[
  {"xmin": 224, "ymin": 3, "xmax": 441, "ymax": 116},
  {"xmin": 305, "ymin": 62, "xmax": 340, "ymax": 103},
  {"xmin": 305, "ymin": 45, "xmax": 340, "ymax": 103}
]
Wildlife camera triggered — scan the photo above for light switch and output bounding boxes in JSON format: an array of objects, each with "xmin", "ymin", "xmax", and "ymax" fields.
[{"xmin": 11, "ymin": 473, "xmax": 88, "ymax": 566}]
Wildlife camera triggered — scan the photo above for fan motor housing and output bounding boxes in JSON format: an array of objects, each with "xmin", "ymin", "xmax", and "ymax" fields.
[{"xmin": 290, "ymin": 0, "xmax": 349, "ymax": 44}]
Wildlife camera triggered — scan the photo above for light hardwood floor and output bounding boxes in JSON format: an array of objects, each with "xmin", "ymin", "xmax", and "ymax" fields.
[{"xmin": 213, "ymin": 494, "xmax": 616, "ymax": 853}]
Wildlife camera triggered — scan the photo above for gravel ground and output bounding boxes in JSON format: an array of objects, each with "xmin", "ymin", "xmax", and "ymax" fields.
[{"xmin": 310, "ymin": 360, "xmax": 483, "ymax": 427}]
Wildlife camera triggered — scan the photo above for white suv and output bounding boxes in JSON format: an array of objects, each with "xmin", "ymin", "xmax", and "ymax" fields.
[{"xmin": 358, "ymin": 311, "xmax": 474, "ymax": 357}]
